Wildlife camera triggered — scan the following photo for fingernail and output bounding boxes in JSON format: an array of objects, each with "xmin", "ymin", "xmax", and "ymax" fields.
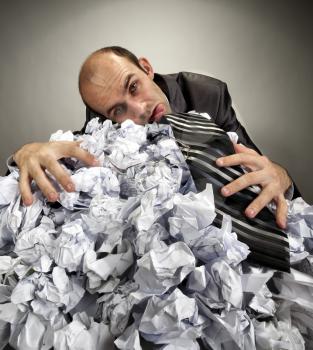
[
  {"xmin": 279, "ymin": 220, "xmax": 286, "ymax": 230},
  {"xmin": 49, "ymin": 192, "xmax": 58, "ymax": 202},
  {"xmin": 216, "ymin": 158, "xmax": 224, "ymax": 166},
  {"xmin": 23, "ymin": 198, "xmax": 33, "ymax": 206},
  {"xmin": 246, "ymin": 208, "xmax": 255, "ymax": 217},
  {"xmin": 66, "ymin": 182, "xmax": 75, "ymax": 192},
  {"xmin": 221, "ymin": 187, "xmax": 230, "ymax": 196},
  {"xmin": 92, "ymin": 158, "xmax": 100, "ymax": 166}
]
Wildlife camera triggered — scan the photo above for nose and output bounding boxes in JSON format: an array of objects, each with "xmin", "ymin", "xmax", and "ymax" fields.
[{"xmin": 127, "ymin": 99, "xmax": 149, "ymax": 121}]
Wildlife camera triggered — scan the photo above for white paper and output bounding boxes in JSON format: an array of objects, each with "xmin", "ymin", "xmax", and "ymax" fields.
[{"xmin": 1, "ymin": 117, "xmax": 313, "ymax": 349}]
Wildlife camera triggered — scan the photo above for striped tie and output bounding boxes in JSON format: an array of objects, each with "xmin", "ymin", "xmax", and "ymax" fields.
[{"xmin": 164, "ymin": 112, "xmax": 290, "ymax": 272}]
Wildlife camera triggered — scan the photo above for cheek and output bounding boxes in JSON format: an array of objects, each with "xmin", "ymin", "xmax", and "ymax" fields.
[
  {"xmin": 115, "ymin": 116, "xmax": 128, "ymax": 124},
  {"xmin": 142, "ymin": 82, "xmax": 159, "ymax": 100}
]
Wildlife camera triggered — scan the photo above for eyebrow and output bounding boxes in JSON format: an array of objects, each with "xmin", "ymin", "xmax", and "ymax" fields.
[
  {"xmin": 124, "ymin": 73, "xmax": 134, "ymax": 91},
  {"xmin": 106, "ymin": 73, "xmax": 134, "ymax": 117}
]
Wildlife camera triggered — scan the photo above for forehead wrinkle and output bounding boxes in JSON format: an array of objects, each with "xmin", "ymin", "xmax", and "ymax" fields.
[
  {"xmin": 90, "ymin": 58, "xmax": 130, "ymax": 94},
  {"xmin": 90, "ymin": 70, "xmax": 129, "ymax": 115}
]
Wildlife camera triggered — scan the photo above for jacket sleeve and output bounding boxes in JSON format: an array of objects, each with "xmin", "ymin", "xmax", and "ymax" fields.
[{"xmin": 215, "ymin": 82, "xmax": 262, "ymax": 154}]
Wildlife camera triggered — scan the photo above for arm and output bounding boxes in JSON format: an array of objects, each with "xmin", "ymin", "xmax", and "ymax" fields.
[
  {"xmin": 214, "ymin": 83, "xmax": 300, "ymax": 228},
  {"xmin": 176, "ymin": 72, "xmax": 299, "ymax": 227}
]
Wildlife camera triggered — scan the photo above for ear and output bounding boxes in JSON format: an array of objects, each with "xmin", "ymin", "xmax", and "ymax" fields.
[{"xmin": 138, "ymin": 57, "xmax": 154, "ymax": 79}]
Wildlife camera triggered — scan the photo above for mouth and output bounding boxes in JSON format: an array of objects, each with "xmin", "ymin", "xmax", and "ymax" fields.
[{"xmin": 149, "ymin": 103, "xmax": 166, "ymax": 123}]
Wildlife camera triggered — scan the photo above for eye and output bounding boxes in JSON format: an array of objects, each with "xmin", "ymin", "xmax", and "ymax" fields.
[
  {"xmin": 113, "ymin": 105, "xmax": 124, "ymax": 117},
  {"xmin": 129, "ymin": 81, "xmax": 138, "ymax": 95}
]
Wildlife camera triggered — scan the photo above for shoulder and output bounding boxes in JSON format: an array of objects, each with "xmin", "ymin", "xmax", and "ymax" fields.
[
  {"xmin": 177, "ymin": 71, "xmax": 225, "ymax": 84},
  {"xmin": 155, "ymin": 71, "xmax": 231, "ymax": 119},
  {"xmin": 164, "ymin": 71, "xmax": 226, "ymax": 89},
  {"xmin": 162, "ymin": 71, "xmax": 228, "ymax": 100}
]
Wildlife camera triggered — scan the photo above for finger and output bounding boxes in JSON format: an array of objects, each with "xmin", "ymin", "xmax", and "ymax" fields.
[
  {"xmin": 19, "ymin": 170, "xmax": 33, "ymax": 206},
  {"xmin": 43, "ymin": 156, "xmax": 75, "ymax": 192},
  {"xmin": 65, "ymin": 143, "xmax": 99, "ymax": 166},
  {"xmin": 28, "ymin": 164, "xmax": 59, "ymax": 202},
  {"xmin": 233, "ymin": 143, "xmax": 258, "ymax": 155},
  {"xmin": 244, "ymin": 187, "xmax": 274, "ymax": 218},
  {"xmin": 221, "ymin": 171, "xmax": 264, "ymax": 196},
  {"xmin": 216, "ymin": 153, "xmax": 267, "ymax": 170},
  {"xmin": 275, "ymin": 195, "xmax": 288, "ymax": 229}
]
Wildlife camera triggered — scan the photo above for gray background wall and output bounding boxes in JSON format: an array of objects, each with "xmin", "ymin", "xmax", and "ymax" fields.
[{"xmin": 0, "ymin": 0, "xmax": 312, "ymax": 203}]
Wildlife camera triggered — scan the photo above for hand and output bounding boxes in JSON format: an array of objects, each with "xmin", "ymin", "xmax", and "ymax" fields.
[
  {"xmin": 216, "ymin": 143, "xmax": 292, "ymax": 229},
  {"xmin": 13, "ymin": 141, "xmax": 99, "ymax": 205}
]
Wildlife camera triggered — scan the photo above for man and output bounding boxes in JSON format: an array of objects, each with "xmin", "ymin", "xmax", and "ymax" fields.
[{"xmin": 13, "ymin": 46, "xmax": 295, "ymax": 229}]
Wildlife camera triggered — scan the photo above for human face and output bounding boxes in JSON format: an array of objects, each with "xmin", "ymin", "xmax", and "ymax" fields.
[{"xmin": 80, "ymin": 53, "xmax": 171, "ymax": 125}]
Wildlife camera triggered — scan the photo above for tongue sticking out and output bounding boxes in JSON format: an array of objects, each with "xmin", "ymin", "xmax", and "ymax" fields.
[{"xmin": 150, "ymin": 104, "xmax": 166, "ymax": 123}]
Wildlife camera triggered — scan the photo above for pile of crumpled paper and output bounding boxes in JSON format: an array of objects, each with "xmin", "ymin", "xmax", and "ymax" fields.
[{"xmin": 1, "ymin": 118, "xmax": 313, "ymax": 350}]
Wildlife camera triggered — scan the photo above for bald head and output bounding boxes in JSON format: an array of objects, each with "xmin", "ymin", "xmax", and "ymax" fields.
[
  {"xmin": 78, "ymin": 46, "xmax": 171, "ymax": 125},
  {"xmin": 79, "ymin": 46, "xmax": 144, "ymax": 102},
  {"xmin": 78, "ymin": 51, "xmax": 108, "ymax": 102}
]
